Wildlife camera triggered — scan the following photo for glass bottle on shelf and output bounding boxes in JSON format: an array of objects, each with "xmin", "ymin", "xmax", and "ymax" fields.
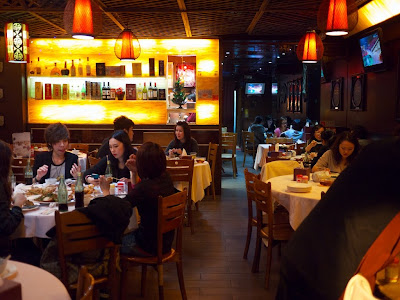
[
  {"xmin": 74, "ymin": 172, "xmax": 84, "ymax": 208},
  {"xmin": 58, "ymin": 175, "xmax": 68, "ymax": 212},
  {"xmin": 106, "ymin": 82, "xmax": 111, "ymax": 100},
  {"xmin": 102, "ymin": 82, "xmax": 107, "ymax": 100},
  {"xmin": 81, "ymin": 84, "xmax": 86, "ymax": 100},
  {"xmin": 142, "ymin": 82, "xmax": 148, "ymax": 100},
  {"xmin": 29, "ymin": 60, "xmax": 35, "ymax": 75},
  {"xmin": 35, "ymin": 57, "xmax": 42, "ymax": 75},
  {"xmin": 86, "ymin": 57, "xmax": 91, "ymax": 76},
  {"xmin": 61, "ymin": 61, "xmax": 69, "ymax": 76},
  {"xmin": 105, "ymin": 156, "xmax": 112, "ymax": 181},
  {"xmin": 24, "ymin": 158, "xmax": 33, "ymax": 185},
  {"xmin": 137, "ymin": 83, "xmax": 143, "ymax": 100},
  {"xmin": 76, "ymin": 84, "xmax": 81, "ymax": 100},
  {"xmin": 78, "ymin": 59, "xmax": 83, "ymax": 76},
  {"xmin": 70, "ymin": 60, "xmax": 76, "ymax": 76},
  {"xmin": 153, "ymin": 82, "xmax": 158, "ymax": 100},
  {"xmin": 69, "ymin": 84, "xmax": 75, "ymax": 100},
  {"xmin": 148, "ymin": 82, "xmax": 153, "ymax": 100},
  {"xmin": 50, "ymin": 63, "xmax": 61, "ymax": 76}
]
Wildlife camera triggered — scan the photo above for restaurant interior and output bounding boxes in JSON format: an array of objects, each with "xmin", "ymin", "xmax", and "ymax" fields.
[{"xmin": 0, "ymin": 0, "xmax": 400, "ymax": 299}]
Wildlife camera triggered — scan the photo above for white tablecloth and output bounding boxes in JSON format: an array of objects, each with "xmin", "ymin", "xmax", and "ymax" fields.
[
  {"xmin": 254, "ymin": 144, "xmax": 272, "ymax": 170},
  {"xmin": 8, "ymin": 260, "xmax": 71, "ymax": 300},
  {"xmin": 266, "ymin": 174, "xmax": 329, "ymax": 230},
  {"xmin": 173, "ymin": 161, "xmax": 212, "ymax": 203}
]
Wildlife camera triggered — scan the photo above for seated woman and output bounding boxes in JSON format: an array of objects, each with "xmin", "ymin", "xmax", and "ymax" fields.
[
  {"xmin": 101, "ymin": 142, "xmax": 177, "ymax": 256},
  {"xmin": 274, "ymin": 117, "xmax": 288, "ymax": 137},
  {"xmin": 309, "ymin": 130, "xmax": 335, "ymax": 169},
  {"xmin": 33, "ymin": 123, "xmax": 79, "ymax": 184},
  {"xmin": 0, "ymin": 140, "xmax": 27, "ymax": 256},
  {"xmin": 305, "ymin": 124, "xmax": 325, "ymax": 154},
  {"xmin": 312, "ymin": 131, "xmax": 360, "ymax": 173},
  {"xmin": 84, "ymin": 130, "xmax": 134, "ymax": 185},
  {"xmin": 264, "ymin": 115, "xmax": 276, "ymax": 135},
  {"xmin": 165, "ymin": 121, "xmax": 199, "ymax": 157}
]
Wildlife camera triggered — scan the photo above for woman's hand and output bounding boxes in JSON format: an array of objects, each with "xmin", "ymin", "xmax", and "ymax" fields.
[
  {"xmin": 118, "ymin": 177, "xmax": 130, "ymax": 183},
  {"xmin": 13, "ymin": 193, "xmax": 27, "ymax": 208},
  {"xmin": 305, "ymin": 140, "xmax": 318, "ymax": 153},
  {"xmin": 99, "ymin": 176, "xmax": 110, "ymax": 196},
  {"xmin": 125, "ymin": 153, "xmax": 137, "ymax": 173},
  {"xmin": 173, "ymin": 148, "xmax": 182, "ymax": 155},
  {"xmin": 36, "ymin": 165, "xmax": 49, "ymax": 182},
  {"xmin": 70, "ymin": 163, "xmax": 81, "ymax": 178}
]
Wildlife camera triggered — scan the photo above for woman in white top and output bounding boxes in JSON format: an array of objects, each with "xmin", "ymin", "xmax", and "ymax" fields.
[{"xmin": 312, "ymin": 131, "xmax": 360, "ymax": 173}]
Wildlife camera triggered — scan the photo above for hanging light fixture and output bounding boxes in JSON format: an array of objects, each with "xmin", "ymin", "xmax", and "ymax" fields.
[
  {"xmin": 296, "ymin": 30, "xmax": 324, "ymax": 64},
  {"xmin": 317, "ymin": 0, "xmax": 358, "ymax": 37},
  {"xmin": 5, "ymin": 22, "xmax": 30, "ymax": 63},
  {"xmin": 64, "ymin": 0, "xmax": 102, "ymax": 39},
  {"xmin": 114, "ymin": 28, "xmax": 141, "ymax": 61}
]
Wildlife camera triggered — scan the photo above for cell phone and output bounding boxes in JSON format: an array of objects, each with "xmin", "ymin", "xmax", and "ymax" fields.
[{"xmin": 91, "ymin": 174, "xmax": 99, "ymax": 179}]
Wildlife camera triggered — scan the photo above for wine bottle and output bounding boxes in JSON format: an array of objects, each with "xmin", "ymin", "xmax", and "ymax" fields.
[
  {"xmin": 61, "ymin": 61, "xmax": 70, "ymax": 76},
  {"xmin": 153, "ymin": 82, "xmax": 158, "ymax": 100},
  {"xmin": 137, "ymin": 83, "xmax": 143, "ymax": 100},
  {"xmin": 148, "ymin": 82, "xmax": 153, "ymax": 100},
  {"xmin": 78, "ymin": 59, "xmax": 83, "ymax": 76},
  {"xmin": 86, "ymin": 57, "xmax": 91, "ymax": 76},
  {"xmin": 70, "ymin": 60, "xmax": 76, "ymax": 76},
  {"xmin": 58, "ymin": 175, "xmax": 68, "ymax": 212},
  {"xmin": 106, "ymin": 82, "xmax": 111, "ymax": 100},
  {"xmin": 105, "ymin": 155, "xmax": 112, "ymax": 180},
  {"xmin": 74, "ymin": 172, "xmax": 84, "ymax": 208},
  {"xmin": 35, "ymin": 57, "xmax": 42, "ymax": 75},
  {"xmin": 50, "ymin": 63, "xmax": 61, "ymax": 76},
  {"xmin": 142, "ymin": 82, "xmax": 148, "ymax": 100},
  {"xmin": 24, "ymin": 159, "xmax": 33, "ymax": 185},
  {"xmin": 102, "ymin": 82, "xmax": 107, "ymax": 100}
]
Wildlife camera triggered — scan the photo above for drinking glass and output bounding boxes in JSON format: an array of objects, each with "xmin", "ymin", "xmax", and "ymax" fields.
[{"xmin": 190, "ymin": 152, "xmax": 197, "ymax": 159}]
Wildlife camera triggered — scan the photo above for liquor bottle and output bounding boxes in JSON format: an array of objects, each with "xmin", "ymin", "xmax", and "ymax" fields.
[
  {"xmin": 69, "ymin": 84, "xmax": 75, "ymax": 100},
  {"xmin": 35, "ymin": 57, "xmax": 42, "ymax": 75},
  {"xmin": 61, "ymin": 61, "xmax": 70, "ymax": 76},
  {"xmin": 148, "ymin": 82, "xmax": 153, "ymax": 100},
  {"xmin": 74, "ymin": 172, "xmax": 84, "ymax": 208},
  {"xmin": 70, "ymin": 60, "xmax": 76, "ymax": 76},
  {"xmin": 142, "ymin": 82, "xmax": 148, "ymax": 100},
  {"xmin": 50, "ymin": 63, "xmax": 61, "ymax": 76},
  {"xmin": 76, "ymin": 84, "xmax": 81, "ymax": 100},
  {"xmin": 102, "ymin": 82, "xmax": 107, "ymax": 100},
  {"xmin": 86, "ymin": 57, "xmax": 91, "ymax": 76},
  {"xmin": 58, "ymin": 175, "xmax": 68, "ymax": 212},
  {"xmin": 105, "ymin": 156, "xmax": 112, "ymax": 181},
  {"xmin": 81, "ymin": 84, "xmax": 86, "ymax": 100},
  {"xmin": 24, "ymin": 159, "xmax": 33, "ymax": 185},
  {"xmin": 137, "ymin": 83, "xmax": 143, "ymax": 100},
  {"xmin": 106, "ymin": 82, "xmax": 111, "ymax": 100},
  {"xmin": 153, "ymin": 82, "xmax": 158, "ymax": 99},
  {"xmin": 78, "ymin": 59, "xmax": 83, "ymax": 76},
  {"xmin": 29, "ymin": 60, "xmax": 35, "ymax": 75}
]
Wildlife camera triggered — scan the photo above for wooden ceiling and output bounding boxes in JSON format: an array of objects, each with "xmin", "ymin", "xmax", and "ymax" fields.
[{"xmin": 0, "ymin": 0, "xmax": 371, "ymax": 76}]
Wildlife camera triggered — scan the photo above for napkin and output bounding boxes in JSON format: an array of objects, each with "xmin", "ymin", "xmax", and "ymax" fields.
[{"xmin": 181, "ymin": 148, "xmax": 187, "ymax": 156}]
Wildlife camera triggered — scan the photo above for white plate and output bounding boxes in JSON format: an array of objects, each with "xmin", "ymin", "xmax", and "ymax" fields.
[
  {"xmin": 287, "ymin": 182, "xmax": 312, "ymax": 193},
  {"xmin": 26, "ymin": 194, "xmax": 41, "ymax": 201},
  {"xmin": 0, "ymin": 263, "xmax": 17, "ymax": 279},
  {"xmin": 22, "ymin": 203, "xmax": 40, "ymax": 211}
]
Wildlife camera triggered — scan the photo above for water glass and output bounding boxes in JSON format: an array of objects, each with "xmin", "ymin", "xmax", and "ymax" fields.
[{"xmin": 190, "ymin": 152, "xmax": 197, "ymax": 159}]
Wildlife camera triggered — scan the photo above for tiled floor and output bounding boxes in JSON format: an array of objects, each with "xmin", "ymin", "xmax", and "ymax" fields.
[{"xmin": 124, "ymin": 151, "xmax": 280, "ymax": 299}]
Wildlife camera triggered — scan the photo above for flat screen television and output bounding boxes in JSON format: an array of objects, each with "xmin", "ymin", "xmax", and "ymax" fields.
[
  {"xmin": 245, "ymin": 83, "xmax": 265, "ymax": 95},
  {"xmin": 359, "ymin": 28, "xmax": 385, "ymax": 72},
  {"xmin": 271, "ymin": 83, "xmax": 278, "ymax": 94}
]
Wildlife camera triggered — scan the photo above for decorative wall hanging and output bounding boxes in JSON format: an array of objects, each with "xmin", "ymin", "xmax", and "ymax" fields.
[
  {"xmin": 331, "ymin": 77, "xmax": 344, "ymax": 110},
  {"xmin": 5, "ymin": 22, "xmax": 29, "ymax": 63},
  {"xmin": 350, "ymin": 73, "xmax": 366, "ymax": 111},
  {"xmin": 286, "ymin": 79, "xmax": 303, "ymax": 113}
]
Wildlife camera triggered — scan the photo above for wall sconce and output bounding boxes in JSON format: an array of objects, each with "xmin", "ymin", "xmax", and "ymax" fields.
[
  {"xmin": 5, "ymin": 22, "xmax": 29, "ymax": 63},
  {"xmin": 114, "ymin": 29, "xmax": 141, "ymax": 61},
  {"xmin": 296, "ymin": 30, "xmax": 324, "ymax": 63}
]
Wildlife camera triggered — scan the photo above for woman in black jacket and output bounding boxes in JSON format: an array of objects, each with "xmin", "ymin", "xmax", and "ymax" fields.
[
  {"xmin": 0, "ymin": 140, "xmax": 27, "ymax": 256},
  {"xmin": 165, "ymin": 121, "xmax": 199, "ymax": 156}
]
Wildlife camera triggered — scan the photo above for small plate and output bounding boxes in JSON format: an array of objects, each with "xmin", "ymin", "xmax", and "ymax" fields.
[
  {"xmin": 287, "ymin": 182, "xmax": 312, "ymax": 193},
  {"xmin": 22, "ymin": 203, "xmax": 40, "ymax": 211},
  {"xmin": 0, "ymin": 263, "xmax": 17, "ymax": 279}
]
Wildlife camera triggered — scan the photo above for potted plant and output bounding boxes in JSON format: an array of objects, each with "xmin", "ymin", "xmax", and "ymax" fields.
[
  {"xmin": 116, "ymin": 87, "xmax": 125, "ymax": 100},
  {"xmin": 172, "ymin": 77, "xmax": 187, "ymax": 108}
]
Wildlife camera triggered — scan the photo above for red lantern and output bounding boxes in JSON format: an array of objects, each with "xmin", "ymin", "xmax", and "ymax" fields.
[
  {"xmin": 114, "ymin": 29, "xmax": 141, "ymax": 61},
  {"xmin": 296, "ymin": 30, "xmax": 324, "ymax": 63}
]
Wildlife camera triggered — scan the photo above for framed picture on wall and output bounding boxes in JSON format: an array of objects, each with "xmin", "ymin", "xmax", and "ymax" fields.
[
  {"xmin": 331, "ymin": 77, "xmax": 344, "ymax": 111},
  {"xmin": 350, "ymin": 73, "xmax": 366, "ymax": 111}
]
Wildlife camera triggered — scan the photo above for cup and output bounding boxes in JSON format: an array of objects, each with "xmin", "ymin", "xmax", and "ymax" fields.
[{"xmin": 190, "ymin": 152, "xmax": 197, "ymax": 159}]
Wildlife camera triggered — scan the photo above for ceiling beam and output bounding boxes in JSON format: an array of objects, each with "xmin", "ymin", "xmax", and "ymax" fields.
[
  {"xmin": 177, "ymin": 0, "xmax": 192, "ymax": 37},
  {"xmin": 91, "ymin": 0, "xmax": 125, "ymax": 31},
  {"xmin": 28, "ymin": 11, "xmax": 67, "ymax": 34},
  {"xmin": 246, "ymin": 0, "xmax": 270, "ymax": 35}
]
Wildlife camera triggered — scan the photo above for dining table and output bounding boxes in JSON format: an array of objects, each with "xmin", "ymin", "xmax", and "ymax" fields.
[
  {"xmin": 253, "ymin": 144, "xmax": 303, "ymax": 170},
  {"xmin": 3, "ymin": 260, "xmax": 71, "ymax": 300},
  {"xmin": 265, "ymin": 174, "xmax": 330, "ymax": 230}
]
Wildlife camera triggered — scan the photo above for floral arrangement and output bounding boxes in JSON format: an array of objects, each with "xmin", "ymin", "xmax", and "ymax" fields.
[{"xmin": 116, "ymin": 87, "xmax": 124, "ymax": 95}]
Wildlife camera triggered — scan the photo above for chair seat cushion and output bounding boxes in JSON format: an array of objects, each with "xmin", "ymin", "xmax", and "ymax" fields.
[{"xmin": 121, "ymin": 248, "xmax": 176, "ymax": 264}]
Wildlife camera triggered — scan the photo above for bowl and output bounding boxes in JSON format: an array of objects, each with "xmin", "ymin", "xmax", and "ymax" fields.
[
  {"xmin": 45, "ymin": 178, "xmax": 57, "ymax": 185},
  {"xmin": 0, "ymin": 257, "xmax": 8, "ymax": 275},
  {"xmin": 195, "ymin": 157, "xmax": 206, "ymax": 163},
  {"xmin": 320, "ymin": 178, "xmax": 334, "ymax": 186}
]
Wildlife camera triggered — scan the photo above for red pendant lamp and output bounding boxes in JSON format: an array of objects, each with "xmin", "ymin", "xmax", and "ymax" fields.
[
  {"xmin": 64, "ymin": 0, "xmax": 102, "ymax": 39},
  {"xmin": 296, "ymin": 30, "xmax": 324, "ymax": 64},
  {"xmin": 114, "ymin": 29, "xmax": 141, "ymax": 61},
  {"xmin": 5, "ymin": 22, "xmax": 29, "ymax": 63}
]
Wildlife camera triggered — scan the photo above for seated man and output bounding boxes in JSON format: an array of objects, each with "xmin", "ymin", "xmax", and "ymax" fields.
[{"xmin": 249, "ymin": 116, "xmax": 266, "ymax": 149}]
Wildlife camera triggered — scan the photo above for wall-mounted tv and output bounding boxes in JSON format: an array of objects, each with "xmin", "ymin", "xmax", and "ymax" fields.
[
  {"xmin": 245, "ymin": 83, "xmax": 265, "ymax": 95},
  {"xmin": 271, "ymin": 83, "xmax": 278, "ymax": 94},
  {"xmin": 359, "ymin": 28, "xmax": 385, "ymax": 72}
]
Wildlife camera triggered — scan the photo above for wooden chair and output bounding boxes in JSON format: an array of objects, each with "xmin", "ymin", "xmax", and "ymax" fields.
[
  {"xmin": 221, "ymin": 132, "xmax": 237, "ymax": 178},
  {"xmin": 76, "ymin": 266, "xmax": 94, "ymax": 300},
  {"xmin": 120, "ymin": 190, "xmax": 187, "ymax": 300},
  {"xmin": 166, "ymin": 159, "xmax": 195, "ymax": 234},
  {"xmin": 88, "ymin": 156, "xmax": 101, "ymax": 168},
  {"xmin": 242, "ymin": 131, "xmax": 256, "ymax": 167},
  {"xmin": 69, "ymin": 143, "xmax": 89, "ymax": 153},
  {"xmin": 243, "ymin": 168, "xmax": 261, "ymax": 259},
  {"xmin": 11, "ymin": 157, "xmax": 34, "ymax": 184},
  {"xmin": 252, "ymin": 178, "xmax": 293, "ymax": 289},
  {"xmin": 295, "ymin": 143, "xmax": 306, "ymax": 155},
  {"xmin": 55, "ymin": 210, "xmax": 118, "ymax": 299},
  {"xmin": 207, "ymin": 142, "xmax": 218, "ymax": 201},
  {"xmin": 266, "ymin": 137, "xmax": 293, "ymax": 145}
]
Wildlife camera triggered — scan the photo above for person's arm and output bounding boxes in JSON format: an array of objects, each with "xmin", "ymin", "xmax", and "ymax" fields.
[
  {"xmin": 312, "ymin": 150, "xmax": 331, "ymax": 172},
  {"xmin": 0, "ymin": 186, "xmax": 24, "ymax": 236},
  {"xmin": 83, "ymin": 156, "xmax": 107, "ymax": 184},
  {"xmin": 32, "ymin": 152, "xmax": 49, "ymax": 184},
  {"xmin": 165, "ymin": 140, "xmax": 175, "ymax": 156}
]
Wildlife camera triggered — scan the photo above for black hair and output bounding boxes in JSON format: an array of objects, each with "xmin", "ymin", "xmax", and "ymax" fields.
[
  {"xmin": 113, "ymin": 115, "xmax": 135, "ymax": 131},
  {"xmin": 136, "ymin": 142, "xmax": 166, "ymax": 179},
  {"xmin": 44, "ymin": 123, "xmax": 70, "ymax": 150}
]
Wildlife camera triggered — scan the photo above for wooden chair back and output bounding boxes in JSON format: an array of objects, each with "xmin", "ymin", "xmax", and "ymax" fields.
[
  {"xmin": 207, "ymin": 142, "xmax": 218, "ymax": 201},
  {"xmin": 242, "ymin": 131, "xmax": 256, "ymax": 167},
  {"xmin": 11, "ymin": 157, "xmax": 34, "ymax": 184},
  {"xmin": 88, "ymin": 156, "xmax": 101, "ymax": 168},
  {"xmin": 55, "ymin": 210, "xmax": 118, "ymax": 297},
  {"xmin": 221, "ymin": 132, "xmax": 237, "ymax": 157},
  {"xmin": 76, "ymin": 266, "xmax": 94, "ymax": 300},
  {"xmin": 68, "ymin": 143, "xmax": 89, "ymax": 153}
]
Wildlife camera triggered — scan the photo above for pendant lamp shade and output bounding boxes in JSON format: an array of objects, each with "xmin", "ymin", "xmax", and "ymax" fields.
[
  {"xmin": 64, "ymin": 0, "xmax": 102, "ymax": 39},
  {"xmin": 317, "ymin": 0, "xmax": 358, "ymax": 36},
  {"xmin": 114, "ymin": 29, "xmax": 141, "ymax": 61},
  {"xmin": 296, "ymin": 30, "xmax": 324, "ymax": 64},
  {"xmin": 5, "ymin": 22, "xmax": 29, "ymax": 63}
]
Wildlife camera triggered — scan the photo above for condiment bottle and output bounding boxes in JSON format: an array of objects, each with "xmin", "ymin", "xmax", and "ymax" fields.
[
  {"xmin": 74, "ymin": 172, "xmax": 84, "ymax": 208},
  {"xmin": 58, "ymin": 175, "xmax": 68, "ymax": 212}
]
